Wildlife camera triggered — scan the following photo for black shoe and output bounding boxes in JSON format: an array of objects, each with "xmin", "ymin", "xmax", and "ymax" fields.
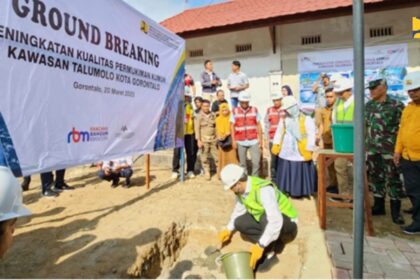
[
  {"xmin": 403, "ymin": 207, "xmax": 414, "ymax": 214},
  {"xmin": 56, "ymin": 183, "xmax": 75, "ymax": 191},
  {"xmin": 390, "ymin": 200, "xmax": 405, "ymax": 225},
  {"xmin": 257, "ymin": 254, "xmax": 279, "ymax": 273},
  {"xmin": 372, "ymin": 197, "xmax": 386, "ymax": 216},
  {"xmin": 401, "ymin": 224, "xmax": 420, "ymax": 235},
  {"xmin": 42, "ymin": 189, "xmax": 59, "ymax": 198},
  {"xmin": 124, "ymin": 178, "xmax": 131, "ymax": 188},
  {"xmin": 111, "ymin": 178, "xmax": 119, "ymax": 188},
  {"xmin": 326, "ymin": 185, "xmax": 339, "ymax": 194}
]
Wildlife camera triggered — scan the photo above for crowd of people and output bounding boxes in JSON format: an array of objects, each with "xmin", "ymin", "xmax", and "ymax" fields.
[{"xmin": 173, "ymin": 59, "xmax": 420, "ymax": 235}]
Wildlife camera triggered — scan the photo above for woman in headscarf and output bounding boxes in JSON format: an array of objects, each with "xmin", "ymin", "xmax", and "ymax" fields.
[
  {"xmin": 216, "ymin": 103, "xmax": 238, "ymax": 178},
  {"xmin": 281, "ymin": 85, "xmax": 293, "ymax": 97},
  {"xmin": 271, "ymin": 96, "xmax": 317, "ymax": 198}
]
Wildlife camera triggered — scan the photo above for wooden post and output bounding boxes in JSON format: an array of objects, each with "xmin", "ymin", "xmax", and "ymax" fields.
[
  {"xmin": 146, "ymin": 154, "xmax": 151, "ymax": 190},
  {"xmin": 318, "ymin": 154, "xmax": 326, "ymax": 229}
]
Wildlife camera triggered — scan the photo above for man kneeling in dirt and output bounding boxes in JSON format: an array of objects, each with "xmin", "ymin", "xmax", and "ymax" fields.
[
  {"xmin": 98, "ymin": 157, "xmax": 133, "ymax": 188},
  {"xmin": 218, "ymin": 164, "xmax": 298, "ymax": 271}
]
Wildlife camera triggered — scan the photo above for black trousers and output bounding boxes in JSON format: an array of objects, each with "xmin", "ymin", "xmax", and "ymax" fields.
[
  {"xmin": 98, "ymin": 167, "xmax": 133, "ymax": 182},
  {"xmin": 269, "ymin": 143, "xmax": 278, "ymax": 181},
  {"xmin": 172, "ymin": 134, "xmax": 197, "ymax": 173},
  {"xmin": 234, "ymin": 212, "xmax": 298, "ymax": 253},
  {"xmin": 401, "ymin": 159, "xmax": 420, "ymax": 227},
  {"xmin": 40, "ymin": 169, "xmax": 65, "ymax": 193}
]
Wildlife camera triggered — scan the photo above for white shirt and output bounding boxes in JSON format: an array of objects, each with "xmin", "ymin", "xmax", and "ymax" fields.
[
  {"xmin": 102, "ymin": 157, "xmax": 133, "ymax": 171},
  {"xmin": 226, "ymin": 178, "xmax": 284, "ymax": 247},
  {"xmin": 272, "ymin": 115, "xmax": 316, "ymax": 161}
]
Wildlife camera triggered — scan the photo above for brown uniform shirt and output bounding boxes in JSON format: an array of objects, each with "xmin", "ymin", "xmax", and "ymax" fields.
[
  {"xmin": 316, "ymin": 106, "xmax": 334, "ymax": 145},
  {"xmin": 194, "ymin": 111, "xmax": 216, "ymax": 142}
]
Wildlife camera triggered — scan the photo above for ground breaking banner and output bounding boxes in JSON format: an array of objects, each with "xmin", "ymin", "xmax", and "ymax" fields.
[
  {"xmin": 0, "ymin": 0, "xmax": 185, "ymax": 176},
  {"xmin": 298, "ymin": 44, "xmax": 408, "ymax": 107}
]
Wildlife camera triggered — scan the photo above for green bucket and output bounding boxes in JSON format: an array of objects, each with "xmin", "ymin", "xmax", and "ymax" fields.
[
  {"xmin": 217, "ymin": 251, "xmax": 254, "ymax": 279},
  {"xmin": 331, "ymin": 123, "xmax": 354, "ymax": 153}
]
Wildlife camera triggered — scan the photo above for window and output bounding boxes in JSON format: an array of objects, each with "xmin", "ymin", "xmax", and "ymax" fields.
[
  {"xmin": 301, "ymin": 35, "xmax": 321, "ymax": 45},
  {"xmin": 235, "ymin": 43, "xmax": 252, "ymax": 53},
  {"xmin": 369, "ymin": 27, "xmax": 393, "ymax": 38},
  {"xmin": 189, "ymin": 49, "xmax": 204, "ymax": 58}
]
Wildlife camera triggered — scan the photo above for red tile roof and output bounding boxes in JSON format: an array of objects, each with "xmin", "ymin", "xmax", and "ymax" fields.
[{"xmin": 161, "ymin": 0, "xmax": 386, "ymax": 34}]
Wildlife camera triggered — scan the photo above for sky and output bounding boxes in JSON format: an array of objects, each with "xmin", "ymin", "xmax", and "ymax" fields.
[{"xmin": 123, "ymin": 0, "xmax": 226, "ymax": 22}]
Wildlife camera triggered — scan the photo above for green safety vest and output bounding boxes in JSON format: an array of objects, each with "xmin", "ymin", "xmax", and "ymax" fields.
[
  {"xmin": 335, "ymin": 99, "xmax": 354, "ymax": 123},
  {"xmin": 238, "ymin": 177, "xmax": 298, "ymax": 222}
]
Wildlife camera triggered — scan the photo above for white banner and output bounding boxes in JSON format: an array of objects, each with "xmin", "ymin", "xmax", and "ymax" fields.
[
  {"xmin": 0, "ymin": 0, "xmax": 185, "ymax": 176},
  {"xmin": 298, "ymin": 43, "xmax": 408, "ymax": 73}
]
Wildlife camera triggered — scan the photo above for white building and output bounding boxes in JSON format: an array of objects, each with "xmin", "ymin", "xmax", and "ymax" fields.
[{"xmin": 162, "ymin": 0, "xmax": 420, "ymax": 113}]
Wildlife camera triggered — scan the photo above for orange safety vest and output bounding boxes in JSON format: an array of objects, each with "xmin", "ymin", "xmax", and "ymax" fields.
[
  {"xmin": 233, "ymin": 106, "xmax": 258, "ymax": 141},
  {"xmin": 267, "ymin": 106, "xmax": 283, "ymax": 140}
]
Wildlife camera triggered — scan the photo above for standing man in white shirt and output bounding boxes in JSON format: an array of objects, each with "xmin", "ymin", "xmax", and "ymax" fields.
[
  {"xmin": 227, "ymin": 61, "xmax": 249, "ymax": 108},
  {"xmin": 332, "ymin": 77, "xmax": 355, "ymax": 197},
  {"xmin": 98, "ymin": 157, "xmax": 134, "ymax": 188},
  {"xmin": 218, "ymin": 164, "xmax": 298, "ymax": 270}
]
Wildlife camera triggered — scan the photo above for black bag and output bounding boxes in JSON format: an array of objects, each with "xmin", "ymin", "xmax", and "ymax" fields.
[{"xmin": 217, "ymin": 135, "xmax": 232, "ymax": 149}]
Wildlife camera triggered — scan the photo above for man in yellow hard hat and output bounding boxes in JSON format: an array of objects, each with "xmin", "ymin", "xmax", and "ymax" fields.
[{"xmin": 218, "ymin": 164, "xmax": 298, "ymax": 270}]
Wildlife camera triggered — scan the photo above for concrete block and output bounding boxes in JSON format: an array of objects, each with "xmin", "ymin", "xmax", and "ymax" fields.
[
  {"xmin": 363, "ymin": 272, "xmax": 385, "ymax": 279},
  {"xmin": 394, "ymin": 240, "xmax": 415, "ymax": 253},
  {"xmin": 333, "ymin": 268, "xmax": 351, "ymax": 279},
  {"xmin": 364, "ymin": 260, "xmax": 385, "ymax": 274},
  {"xmin": 368, "ymin": 240, "xmax": 397, "ymax": 250},
  {"xmin": 332, "ymin": 256, "xmax": 353, "ymax": 270},
  {"xmin": 403, "ymin": 252, "xmax": 420, "ymax": 266},
  {"xmin": 386, "ymin": 249, "xmax": 410, "ymax": 265},
  {"xmin": 407, "ymin": 242, "xmax": 420, "ymax": 253}
]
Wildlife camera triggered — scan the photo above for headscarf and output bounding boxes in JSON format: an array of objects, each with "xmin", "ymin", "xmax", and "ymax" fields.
[
  {"xmin": 285, "ymin": 104, "xmax": 301, "ymax": 141},
  {"xmin": 282, "ymin": 85, "xmax": 293, "ymax": 96},
  {"xmin": 216, "ymin": 103, "xmax": 231, "ymax": 137}
]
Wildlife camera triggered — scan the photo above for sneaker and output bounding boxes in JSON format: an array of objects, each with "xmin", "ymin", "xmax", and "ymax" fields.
[
  {"xmin": 402, "ymin": 224, "xmax": 420, "ymax": 235},
  {"xmin": 186, "ymin": 171, "xmax": 195, "ymax": 179},
  {"xmin": 55, "ymin": 183, "xmax": 75, "ymax": 191},
  {"xmin": 171, "ymin": 172, "xmax": 179, "ymax": 179},
  {"xmin": 42, "ymin": 189, "xmax": 59, "ymax": 198},
  {"xmin": 111, "ymin": 178, "xmax": 120, "ymax": 188},
  {"xmin": 200, "ymin": 169, "xmax": 205, "ymax": 176}
]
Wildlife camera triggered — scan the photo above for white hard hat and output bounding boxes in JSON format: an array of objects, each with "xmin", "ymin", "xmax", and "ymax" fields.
[
  {"xmin": 221, "ymin": 164, "xmax": 245, "ymax": 191},
  {"xmin": 334, "ymin": 77, "xmax": 353, "ymax": 92},
  {"xmin": 404, "ymin": 72, "xmax": 420, "ymax": 91},
  {"xmin": 280, "ymin": 96, "xmax": 298, "ymax": 110},
  {"xmin": 330, "ymin": 73, "xmax": 343, "ymax": 83},
  {"xmin": 0, "ymin": 167, "xmax": 31, "ymax": 222},
  {"xmin": 238, "ymin": 91, "xmax": 251, "ymax": 102},
  {"xmin": 271, "ymin": 92, "xmax": 282, "ymax": 101}
]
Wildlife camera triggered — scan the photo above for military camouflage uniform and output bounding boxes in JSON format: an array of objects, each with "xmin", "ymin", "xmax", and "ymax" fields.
[{"xmin": 365, "ymin": 96, "xmax": 404, "ymax": 199}]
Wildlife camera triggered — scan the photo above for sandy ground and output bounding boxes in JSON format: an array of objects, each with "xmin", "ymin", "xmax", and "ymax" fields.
[{"xmin": 0, "ymin": 161, "xmax": 332, "ymax": 279}]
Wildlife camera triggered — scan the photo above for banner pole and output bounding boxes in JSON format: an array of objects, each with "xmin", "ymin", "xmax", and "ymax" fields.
[
  {"xmin": 180, "ymin": 148, "xmax": 185, "ymax": 182},
  {"xmin": 146, "ymin": 154, "xmax": 151, "ymax": 190},
  {"xmin": 352, "ymin": 0, "xmax": 365, "ymax": 278}
]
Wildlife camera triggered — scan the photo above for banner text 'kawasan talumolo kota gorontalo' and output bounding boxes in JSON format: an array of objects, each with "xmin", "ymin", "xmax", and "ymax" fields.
[{"xmin": 0, "ymin": 0, "xmax": 185, "ymax": 176}]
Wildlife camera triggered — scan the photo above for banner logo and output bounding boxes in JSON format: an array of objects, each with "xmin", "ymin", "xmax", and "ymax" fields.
[
  {"xmin": 67, "ymin": 127, "xmax": 108, "ymax": 143},
  {"xmin": 140, "ymin": 20, "xmax": 149, "ymax": 34},
  {"xmin": 413, "ymin": 17, "xmax": 420, "ymax": 39}
]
